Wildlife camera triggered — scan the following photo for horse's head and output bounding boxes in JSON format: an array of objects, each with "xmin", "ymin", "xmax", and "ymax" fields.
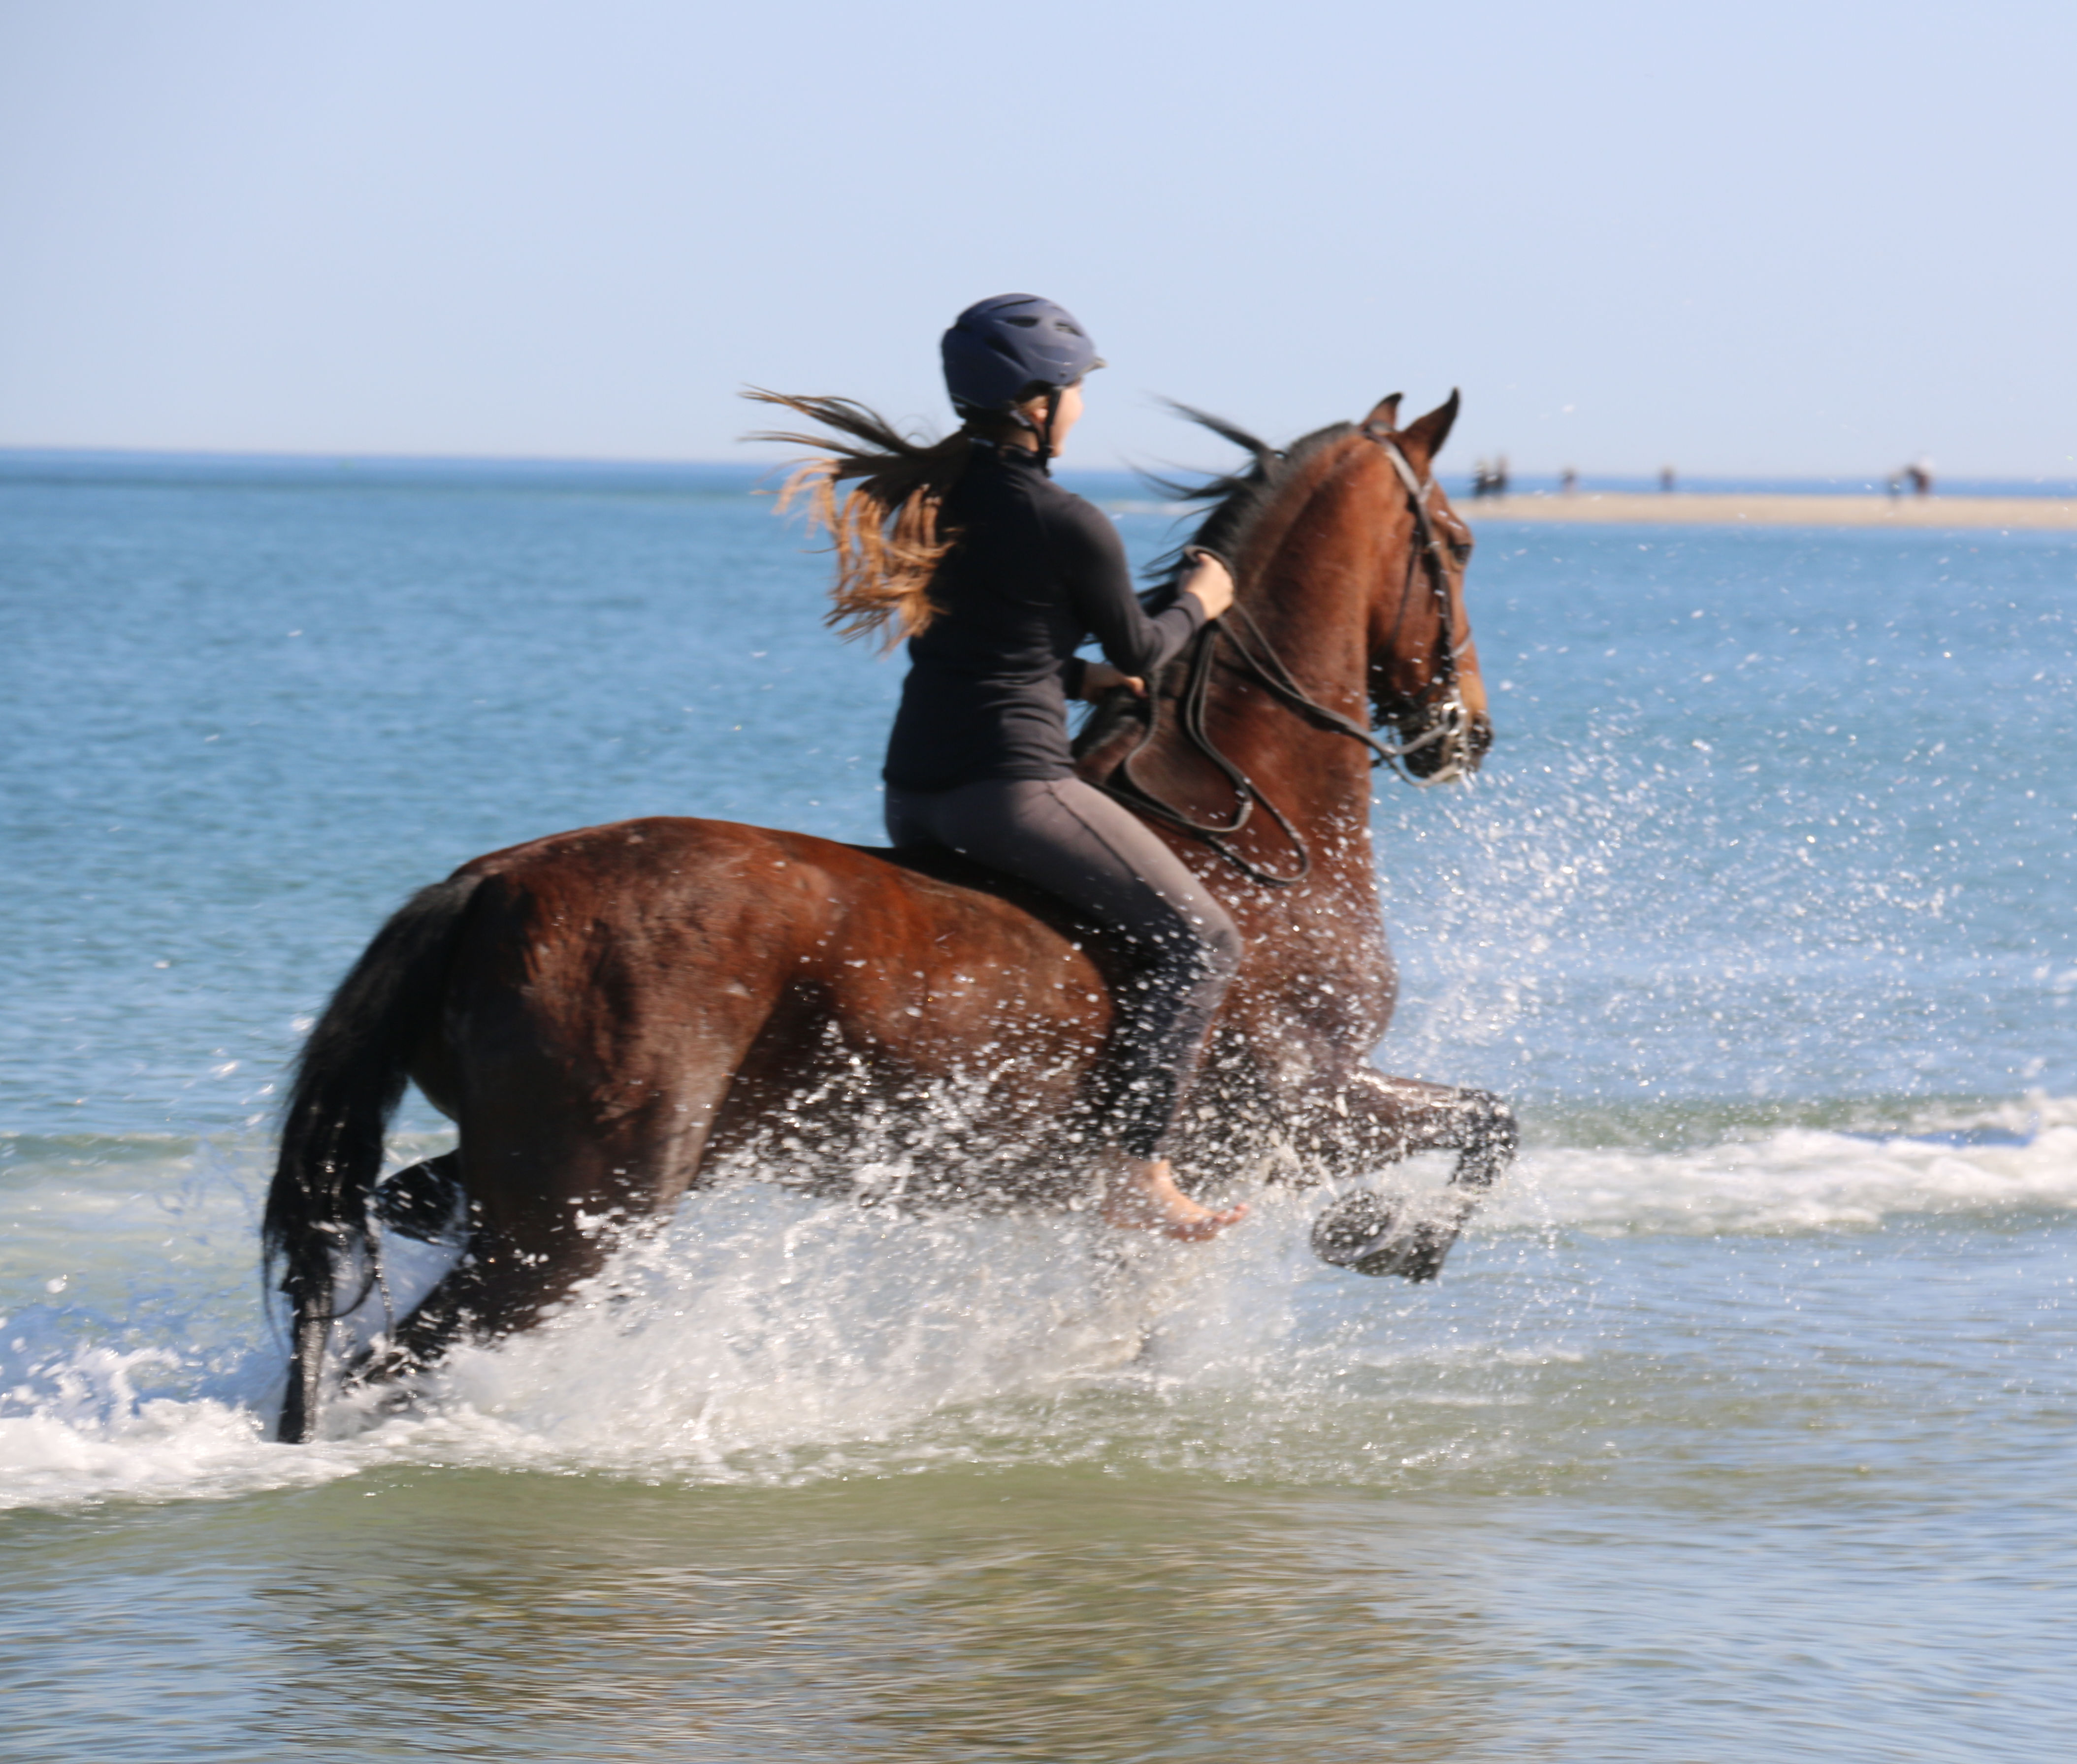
[
  {"xmin": 1083, "ymin": 394, "xmax": 1494, "ymax": 807},
  {"xmin": 1356, "ymin": 391, "xmax": 1492, "ymax": 783}
]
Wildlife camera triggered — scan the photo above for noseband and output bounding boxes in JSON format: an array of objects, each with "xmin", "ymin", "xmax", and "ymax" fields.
[{"xmin": 1094, "ymin": 428, "xmax": 1477, "ymax": 888}]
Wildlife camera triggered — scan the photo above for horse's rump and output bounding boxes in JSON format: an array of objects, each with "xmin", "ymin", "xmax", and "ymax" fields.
[{"xmin": 429, "ymin": 815, "xmax": 1131, "ymax": 1207}]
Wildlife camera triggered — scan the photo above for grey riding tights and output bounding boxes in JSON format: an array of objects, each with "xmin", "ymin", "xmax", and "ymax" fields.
[{"xmin": 884, "ymin": 776, "xmax": 1242, "ymax": 1159}]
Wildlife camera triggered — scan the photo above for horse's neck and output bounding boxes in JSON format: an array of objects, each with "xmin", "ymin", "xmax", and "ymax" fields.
[
  {"xmin": 1243, "ymin": 448, "xmax": 1379, "ymax": 722},
  {"xmin": 1211, "ymin": 439, "xmax": 1396, "ymax": 898}
]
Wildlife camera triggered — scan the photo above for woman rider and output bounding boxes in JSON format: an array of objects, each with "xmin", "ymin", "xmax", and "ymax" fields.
[{"xmin": 752, "ymin": 294, "xmax": 1246, "ymax": 1241}]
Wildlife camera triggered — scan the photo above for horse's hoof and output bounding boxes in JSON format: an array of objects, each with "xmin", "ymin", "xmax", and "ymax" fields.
[
  {"xmin": 1311, "ymin": 1188, "xmax": 1399, "ymax": 1266},
  {"xmin": 1310, "ymin": 1189, "xmax": 1460, "ymax": 1282},
  {"xmin": 343, "ymin": 1335, "xmax": 428, "ymax": 1393}
]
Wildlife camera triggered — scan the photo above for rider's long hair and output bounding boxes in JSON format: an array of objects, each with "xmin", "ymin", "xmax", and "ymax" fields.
[{"xmin": 744, "ymin": 390, "xmax": 972, "ymax": 649}]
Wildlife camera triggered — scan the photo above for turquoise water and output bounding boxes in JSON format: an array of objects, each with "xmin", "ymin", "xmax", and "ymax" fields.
[{"xmin": 2, "ymin": 452, "xmax": 2074, "ymax": 1760}]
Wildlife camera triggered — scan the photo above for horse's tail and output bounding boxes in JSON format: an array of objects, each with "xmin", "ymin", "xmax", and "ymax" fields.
[{"xmin": 264, "ymin": 873, "xmax": 484, "ymax": 1443}]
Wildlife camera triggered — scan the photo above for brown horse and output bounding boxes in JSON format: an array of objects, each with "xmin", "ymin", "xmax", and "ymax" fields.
[{"xmin": 265, "ymin": 391, "xmax": 1516, "ymax": 1443}]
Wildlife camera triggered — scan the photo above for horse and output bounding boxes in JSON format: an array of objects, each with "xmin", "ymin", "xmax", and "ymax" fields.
[{"xmin": 264, "ymin": 389, "xmax": 1518, "ymax": 1444}]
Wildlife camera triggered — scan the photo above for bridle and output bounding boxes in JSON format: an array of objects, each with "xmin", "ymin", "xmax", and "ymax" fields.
[
  {"xmin": 1363, "ymin": 426, "xmax": 1478, "ymax": 788},
  {"xmin": 1094, "ymin": 428, "xmax": 1475, "ymax": 889}
]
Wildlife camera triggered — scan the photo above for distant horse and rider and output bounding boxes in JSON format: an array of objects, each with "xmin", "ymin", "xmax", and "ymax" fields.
[
  {"xmin": 264, "ymin": 297, "xmax": 1518, "ymax": 1443},
  {"xmin": 1469, "ymin": 455, "xmax": 1510, "ymax": 499}
]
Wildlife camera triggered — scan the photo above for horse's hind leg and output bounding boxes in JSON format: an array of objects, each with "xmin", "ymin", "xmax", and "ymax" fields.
[
  {"xmin": 356, "ymin": 1068, "xmax": 734, "ymax": 1386},
  {"xmin": 1306, "ymin": 1070, "xmax": 1518, "ymax": 1282},
  {"xmin": 373, "ymin": 1150, "xmax": 467, "ymax": 1241},
  {"xmin": 350, "ymin": 1188, "xmax": 620, "ymax": 1389}
]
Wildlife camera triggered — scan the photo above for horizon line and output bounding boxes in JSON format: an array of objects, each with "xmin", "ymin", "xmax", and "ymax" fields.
[{"xmin": 5, "ymin": 443, "xmax": 2074, "ymax": 490}]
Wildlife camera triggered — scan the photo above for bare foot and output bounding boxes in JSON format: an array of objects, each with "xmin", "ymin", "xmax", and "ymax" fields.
[{"xmin": 1098, "ymin": 1155, "xmax": 1248, "ymax": 1242}]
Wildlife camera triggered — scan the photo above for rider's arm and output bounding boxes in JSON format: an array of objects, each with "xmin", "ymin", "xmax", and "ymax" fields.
[
  {"xmin": 1072, "ymin": 554, "xmax": 1234, "ymax": 697},
  {"xmin": 1051, "ymin": 498, "xmax": 1205, "ymax": 691}
]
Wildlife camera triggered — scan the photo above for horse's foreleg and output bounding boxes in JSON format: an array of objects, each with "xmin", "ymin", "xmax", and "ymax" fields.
[
  {"xmin": 1305, "ymin": 1068, "xmax": 1517, "ymax": 1282},
  {"xmin": 1323, "ymin": 1068, "xmax": 1517, "ymax": 1191}
]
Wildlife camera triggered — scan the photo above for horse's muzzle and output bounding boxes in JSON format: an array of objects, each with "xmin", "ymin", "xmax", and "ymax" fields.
[{"xmin": 1399, "ymin": 707, "xmax": 1493, "ymax": 781}]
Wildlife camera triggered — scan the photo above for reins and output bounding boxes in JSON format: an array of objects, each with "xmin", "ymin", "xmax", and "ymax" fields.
[{"xmin": 1096, "ymin": 433, "xmax": 1471, "ymax": 889}]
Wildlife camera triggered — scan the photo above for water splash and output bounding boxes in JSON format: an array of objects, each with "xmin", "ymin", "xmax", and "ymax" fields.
[{"xmin": 4, "ymin": 1103, "xmax": 2073, "ymax": 1510}]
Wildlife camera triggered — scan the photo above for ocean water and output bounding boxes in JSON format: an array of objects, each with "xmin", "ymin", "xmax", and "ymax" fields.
[{"xmin": 2, "ymin": 451, "xmax": 2074, "ymax": 1761}]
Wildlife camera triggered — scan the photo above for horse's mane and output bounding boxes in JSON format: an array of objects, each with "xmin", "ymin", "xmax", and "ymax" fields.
[
  {"xmin": 1142, "ymin": 406, "xmax": 1358, "ymax": 593},
  {"xmin": 1068, "ymin": 410, "xmax": 1359, "ymax": 767}
]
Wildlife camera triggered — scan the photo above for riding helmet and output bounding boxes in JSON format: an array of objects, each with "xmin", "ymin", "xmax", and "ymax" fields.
[{"xmin": 941, "ymin": 294, "xmax": 1104, "ymax": 414}]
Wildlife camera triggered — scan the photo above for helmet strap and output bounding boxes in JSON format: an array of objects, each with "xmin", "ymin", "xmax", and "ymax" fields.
[{"xmin": 1036, "ymin": 388, "xmax": 1062, "ymax": 474}]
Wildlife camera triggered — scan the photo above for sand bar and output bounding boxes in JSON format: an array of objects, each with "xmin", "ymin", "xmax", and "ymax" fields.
[{"xmin": 1461, "ymin": 491, "xmax": 2077, "ymax": 531}]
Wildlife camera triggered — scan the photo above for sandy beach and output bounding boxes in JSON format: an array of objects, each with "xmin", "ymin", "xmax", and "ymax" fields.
[{"xmin": 1461, "ymin": 491, "xmax": 2077, "ymax": 530}]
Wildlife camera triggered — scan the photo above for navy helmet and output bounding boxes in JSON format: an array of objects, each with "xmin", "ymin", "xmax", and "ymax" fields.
[{"xmin": 941, "ymin": 294, "xmax": 1103, "ymax": 415}]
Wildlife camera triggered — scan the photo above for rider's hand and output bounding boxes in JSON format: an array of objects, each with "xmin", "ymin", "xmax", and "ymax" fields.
[
  {"xmin": 1080, "ymin": 662, "xmax": 1146, "ymax": 701},
  {"xmin": 1182, "ymin": 551, "xmax": 1234, "ymax": 620}
]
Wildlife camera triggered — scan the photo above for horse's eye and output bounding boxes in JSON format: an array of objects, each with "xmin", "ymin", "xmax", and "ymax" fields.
[{"xmin": 1449, "ymin": 541, "xmax": 1474, "ymax": 564}]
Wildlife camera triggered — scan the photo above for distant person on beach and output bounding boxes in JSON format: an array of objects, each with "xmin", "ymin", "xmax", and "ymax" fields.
[
  {"xmin": 1659, "ymin": 466, "xmax": 1676, "ymax": 493},
  {"xmin": 1907, "ymin": 458, "xmax": 1934, "ymax": 497},
  {"xmin": 1471, "ymin": 457, "xmax": 1510, "ymax": 499},
  {"xmin": 1560, "ymin": 467, "xmax": 1578, "ymax": 495}
]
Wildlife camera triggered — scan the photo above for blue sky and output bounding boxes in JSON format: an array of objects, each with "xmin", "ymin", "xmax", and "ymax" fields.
[{"xmin": 3, "ymin": 0, "xmax": 2072, "ymax": 476}]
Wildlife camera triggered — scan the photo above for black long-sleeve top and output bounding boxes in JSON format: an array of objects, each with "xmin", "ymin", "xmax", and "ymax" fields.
[{"xmin": 881, "ymin": 441, "xmax": 1205, "ymax": 792}]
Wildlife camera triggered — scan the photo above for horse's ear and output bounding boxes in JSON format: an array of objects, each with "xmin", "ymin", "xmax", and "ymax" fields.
[
  {"xmin": 1363, "ymin": 392, "xmax": 1403, "ymax": 435},
  {"xmin": 1397, "ymin": 389, "xmax": 1460, "ymax": 468}
]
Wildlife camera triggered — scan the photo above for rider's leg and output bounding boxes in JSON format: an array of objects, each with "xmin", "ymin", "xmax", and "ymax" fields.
[{"xmin": 886, "ymin": 777, "xmax": 1246, "ymax": 1240}]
